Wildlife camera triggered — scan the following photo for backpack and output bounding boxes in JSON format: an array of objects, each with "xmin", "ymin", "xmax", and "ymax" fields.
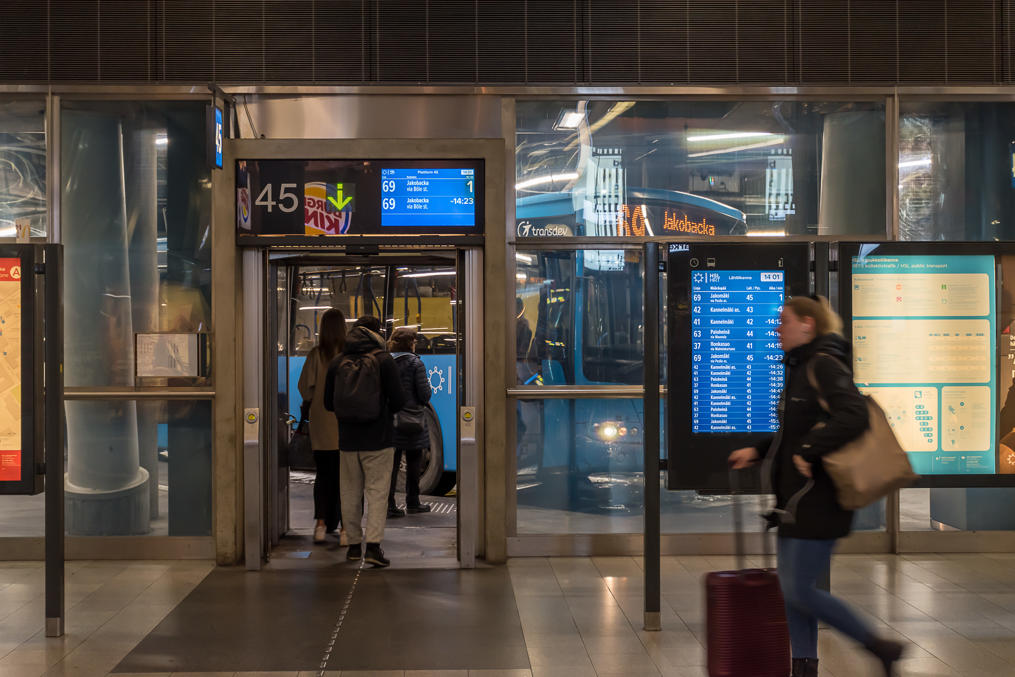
[{"xmin": 331, "ymin": 349, "xmax": 384, "ymax": 422}]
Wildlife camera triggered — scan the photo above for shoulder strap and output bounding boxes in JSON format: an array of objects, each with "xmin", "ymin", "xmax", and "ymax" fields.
[{"xmin": 806, "ymin": 351, "xmax": 851, "ymax": 414}]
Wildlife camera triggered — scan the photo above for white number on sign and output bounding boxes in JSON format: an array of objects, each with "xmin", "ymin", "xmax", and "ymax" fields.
[
  {"xmin": 255, "ymin": 184, "xmax": 275, "ymax": 212},
  {"xmin": 382, "ymin": 179, "xmax": 396, "ymax": 193},
  {"xmin": 278, "ymin": 183, "xmax": 298, "ymax": 213},
  {"xmin": 382, "ymin": 197, "xmax": 396, "ymax": 210}
]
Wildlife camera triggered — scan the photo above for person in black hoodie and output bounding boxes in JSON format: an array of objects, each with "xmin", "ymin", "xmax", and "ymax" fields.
[
  {"xmin": 386, "ymin": 326, "xmax": 433, "ymax": 517},
  {"xmin": 729, "ymin": 296, "xmax": 906, "ymax": 677},
  {"xmin": 324, "ymin": 316, "xmax": 406, "ymax": 568}
]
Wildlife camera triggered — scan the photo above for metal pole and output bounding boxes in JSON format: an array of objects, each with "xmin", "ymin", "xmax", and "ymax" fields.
[
  {"xmin": 44, "ymin": 244, "xmax": 65, "ymax": 638},
  {"xmin": 643, "ymin": 243, "xmax": 661, "ymax": 632}
]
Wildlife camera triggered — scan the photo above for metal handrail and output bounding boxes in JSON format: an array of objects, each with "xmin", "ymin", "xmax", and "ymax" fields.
[
  {"xmin": 63, "ymin": 388, "xmax": 215, "ymax": 400},
  {"xmin": 506, "ymin": 385, "xmax": 668, "ymax": 399}
]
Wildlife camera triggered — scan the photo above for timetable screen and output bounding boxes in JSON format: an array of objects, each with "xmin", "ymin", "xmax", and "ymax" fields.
[{"xmin": 691, "ymin": 270, "xmax": 785, "ymax": 434}]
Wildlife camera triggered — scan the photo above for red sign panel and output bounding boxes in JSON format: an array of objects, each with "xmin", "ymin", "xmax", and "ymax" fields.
[{"xmin": 0, "ymin": 257, "xmax": 22, "ymax": 483}]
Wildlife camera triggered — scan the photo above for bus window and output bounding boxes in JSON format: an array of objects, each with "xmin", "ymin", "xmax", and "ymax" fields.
[{"xmin": 580, "ymin": 251, "xmax": 643, "ymax": 385}]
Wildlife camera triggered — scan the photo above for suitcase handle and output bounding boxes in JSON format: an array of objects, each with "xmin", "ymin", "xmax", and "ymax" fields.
[{"xmin": 730, "ymin": 467, "xmax": 775, "ymax": 571}]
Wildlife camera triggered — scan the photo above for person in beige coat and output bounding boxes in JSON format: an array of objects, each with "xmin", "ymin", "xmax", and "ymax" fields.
[{"xmin": 298, "ymin": 308, "xmax": 347, "ymax": 545}]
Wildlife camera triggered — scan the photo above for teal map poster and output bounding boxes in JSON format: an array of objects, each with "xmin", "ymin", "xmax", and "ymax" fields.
[{"xmin": 851, "ymin": 253, "xmax": 996, "ymax": 474}]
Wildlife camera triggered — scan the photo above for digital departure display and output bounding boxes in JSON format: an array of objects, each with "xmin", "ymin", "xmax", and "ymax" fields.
[
  {"xmin": 691, "ymin": 270, "xmax": 784, "ymax": 433},
  {"xmin": 380, "ymin": 168, "xmax": 476, "ymax": 227},
  {"xmin": 851, "ymin": 253, "xmax": 996, "ymax": 475},
  {"xmin": 236, "ymin": 159, "xmax": 484, "ymax": 239}
]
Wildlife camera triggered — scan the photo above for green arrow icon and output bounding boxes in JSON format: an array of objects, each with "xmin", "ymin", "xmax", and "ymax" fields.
[{"xmin": 328, "ymin": 185, "xmax": 353, "ymax": 211}]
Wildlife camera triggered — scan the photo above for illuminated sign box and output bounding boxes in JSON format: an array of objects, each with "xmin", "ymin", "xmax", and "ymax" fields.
[{"xmin": 236, "ymin": 159, "xmax": 484, "ymax": 240}]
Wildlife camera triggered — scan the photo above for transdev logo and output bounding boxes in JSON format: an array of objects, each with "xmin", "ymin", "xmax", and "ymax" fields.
[
  {"xmin": 305, "ymin": 182, "xmax": 354, "ymax": 235},
  {"xmin": 516, "ymin": 220, "xmax": 571, "ymax": 237}
]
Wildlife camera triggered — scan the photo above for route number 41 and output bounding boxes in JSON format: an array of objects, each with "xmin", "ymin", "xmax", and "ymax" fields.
[{"xmin": 255, "ymin": 183, "xmax": 299, "ymax": 213}]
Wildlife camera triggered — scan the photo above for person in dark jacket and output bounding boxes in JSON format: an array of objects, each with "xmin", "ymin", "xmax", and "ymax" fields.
[
  {"xmin": 386, "ymin": 327, "xmax": 433, "ymax": 517},
  {"xmin": 324, "ymin": 315, "xmax": 406, "ymax": 568},
  {"xmin": 729, "ymin": 296, "xmax": 906, "ymax": 677}
]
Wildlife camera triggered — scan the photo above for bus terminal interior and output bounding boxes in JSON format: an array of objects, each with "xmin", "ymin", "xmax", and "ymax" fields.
[{"xmin": 10, "ymin": 22, "xmax": 1015, "ymax": 673}]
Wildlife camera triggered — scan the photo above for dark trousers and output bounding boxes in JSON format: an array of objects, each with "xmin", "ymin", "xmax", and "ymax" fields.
[
  {"xmin": 388, "ymin": 447, "xmax": 425, "ymax": 508},
  {"xmin": 313, "ymin": 450, "xmax": 342, "ymax": 531}
]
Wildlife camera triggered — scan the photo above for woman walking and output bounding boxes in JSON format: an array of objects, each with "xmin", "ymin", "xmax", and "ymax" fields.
[
  {"xmin": 729, "ymin": 296, "xmax": 906, "ymax": 677},
  {"xmin": 298, "ymin": 308, "xmax": 347, "ymax": 544},
  {"xmin": 387, "ymin": 326, "xmax": 433, "ymax": 517}
]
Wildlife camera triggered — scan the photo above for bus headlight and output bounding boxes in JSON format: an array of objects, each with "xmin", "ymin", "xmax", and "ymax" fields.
[{"xmin": 595, "ymin": 421, "xmax": 621, "ymax": 442}]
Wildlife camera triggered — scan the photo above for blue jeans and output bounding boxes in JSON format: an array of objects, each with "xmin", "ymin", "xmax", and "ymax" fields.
[{"xmin": 777, "ymin": 537, "xmax": 875, "ymax": 658}]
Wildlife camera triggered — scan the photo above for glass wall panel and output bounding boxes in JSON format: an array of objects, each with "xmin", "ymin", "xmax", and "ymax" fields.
[
  {"xmin": 899, "ymin": 102, "xmax": 1015, "ymax": 241},
  {"xmin": 60, "ymin": 101, "xmax": 212, "ymax": 537},
  {"xmin": 0, "ymin": 399, "xmax": 211, "ymax": 537},
  {"xmin": 516, "ymin": 100, "xmax": 886, "ymax": 237},
  {"xmin": 516, "ymin": 249, "xmax": 643, "ymax": 385},
  {"xmin": 0, "ymin": 100, "xmax": 46, "ymax": 237}
]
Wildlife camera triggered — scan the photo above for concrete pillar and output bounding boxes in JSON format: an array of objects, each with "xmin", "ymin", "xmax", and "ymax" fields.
[
  {"xmin": 61, "ymin": 110, "xmax": 149, "ymax": 535},
  {"xmin": 818, "ymin": 111, "xmax": 887, "ymax": 236}
]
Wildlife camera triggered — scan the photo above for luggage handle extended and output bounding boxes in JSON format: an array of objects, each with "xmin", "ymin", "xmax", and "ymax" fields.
[{"xmin": 730, "ymin": 466, "xmax": 775, "ymax": 572}]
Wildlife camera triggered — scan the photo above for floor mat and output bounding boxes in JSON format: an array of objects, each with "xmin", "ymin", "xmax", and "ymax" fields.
[{"xmin": 112, "ymin": 564, "xmax": 528, "ymax": 673}]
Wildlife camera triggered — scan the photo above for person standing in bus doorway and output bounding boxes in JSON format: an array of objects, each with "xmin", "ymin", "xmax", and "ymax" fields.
[
  {"xmin": 325, "ymin": 315, "xmax": 406, "ymax": 568},
  {"xmin": 297, "ymin": 308, "xmax": 347, "ymax": 546},
  {"xmin": 387, "ymin": 326, "xmax": 433, "ymax": 518}
]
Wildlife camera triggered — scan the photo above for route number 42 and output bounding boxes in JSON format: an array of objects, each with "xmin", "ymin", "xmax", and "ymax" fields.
[{"xmin": 255, "ymin": 183, "xmax": 299, "ymax": 213}]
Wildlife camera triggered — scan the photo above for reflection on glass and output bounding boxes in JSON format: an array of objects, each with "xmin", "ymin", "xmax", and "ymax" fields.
[
  {"xmin": 516, "ymin": 100, "xmax": 886, "ymax": 237},
  {"xmin": 516, "ymin": 250, "xmax": 643, "ymax": 385},
  {"xmin": 0, "ymin": 100, "xmax": 46, "ymax": 238},
  {"xmin": 61, "ymin": 101, "xmax": 212, "ymax": 536},
  {"xmin": 898, "ymin": 103, "xmax": 1015, "ymax": 241}
]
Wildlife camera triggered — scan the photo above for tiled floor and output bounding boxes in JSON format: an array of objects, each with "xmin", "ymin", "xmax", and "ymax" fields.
[{"xmin": 3, "ymin": 553, "xmax": 1015, "ymax": 676}]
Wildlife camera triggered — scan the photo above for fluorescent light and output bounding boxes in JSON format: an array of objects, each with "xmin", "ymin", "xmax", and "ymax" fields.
[
  {"xmin": 555, "ymin": 110, "xmax": 585, "ymax": 129},
  {"xmin": 687, "ymin": 131, "xmax": 780, "ymax": 143},
  {"xmin": 155, "ymin": 134, "xmax": 168, "ymax": 146},
  {"xmin": 401, "ymin": 270, "xmax": 456, "ymax": 279},
  {"xmin": 516, "ymin": 253, "xmax": 534, "ymax": 264},
  {"xmin": 746, "ymin": 230, "xmax": 786, "ymax": 237},
  {"xmin": 687, "ymin": 137, "xmax": 785, "ymax": 158},
  {"xmin": 299, "ymin": 305, "xmax": 332, "ymax": 310},
  {"xmin": 515, "ymin": 172, "xmax": 579, "ymax": 190},
  {"xmin": 516, "ymin": 273, "xmax": 527, "ymax": 281},
  {"xmin": 898, "ymin": 157, "xmax": 931, "ymax": 169}
]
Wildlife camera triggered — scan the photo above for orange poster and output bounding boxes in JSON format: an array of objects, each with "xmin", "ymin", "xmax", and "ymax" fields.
[{"xmin": 0, "ymin": 257, "xmax": 21, "ymax": 482}]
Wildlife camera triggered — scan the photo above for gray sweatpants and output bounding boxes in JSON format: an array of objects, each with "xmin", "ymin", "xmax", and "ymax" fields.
[{"xmin": 339, "ymin": 448, "xmax": 394, "ymax": 545}]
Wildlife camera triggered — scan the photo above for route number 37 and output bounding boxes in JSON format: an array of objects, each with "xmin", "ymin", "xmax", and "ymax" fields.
[{"xmin": 255, "ymin": 183, "xmax": 299, "ymax": 213}]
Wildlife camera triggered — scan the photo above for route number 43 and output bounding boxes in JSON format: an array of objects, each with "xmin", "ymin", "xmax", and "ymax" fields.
[{"xmin": 255, "ymin": 183, "xmax": 299, "ymax": 213}]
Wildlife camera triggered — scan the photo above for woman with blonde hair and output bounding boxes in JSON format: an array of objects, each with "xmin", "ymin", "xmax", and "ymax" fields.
[
  {"xmin": 298, "ymin": 308, "xmax": 347, "ymax": 544},
  {"xmin": 729, "ymin": 296, "xmax": 906, "ymax": 677}
]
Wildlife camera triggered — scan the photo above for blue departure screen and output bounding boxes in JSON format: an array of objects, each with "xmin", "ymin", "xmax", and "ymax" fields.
[
  {"xmin": 691, "ymin": 270, "xmax": 785, "ymax": 433},
  {"xmin": 380, "ymin": 168, "xmax": 476, "ymax": 227}
]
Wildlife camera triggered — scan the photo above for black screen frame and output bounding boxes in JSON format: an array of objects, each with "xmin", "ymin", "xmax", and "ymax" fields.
[{"xmin": 666, "ymin": 242, "xmax": 811, "ymax": 493}]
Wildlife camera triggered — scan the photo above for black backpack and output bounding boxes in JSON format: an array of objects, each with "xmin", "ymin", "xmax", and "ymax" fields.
[{"xmin": 331, "ymin": 349, "xmax": 384, "ymax": 422}]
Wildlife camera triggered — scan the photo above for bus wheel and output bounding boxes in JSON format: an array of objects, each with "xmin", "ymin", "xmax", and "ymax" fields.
[{"xmin": 417, "ymin": 406, "xmax": 449, "ymax": 496}]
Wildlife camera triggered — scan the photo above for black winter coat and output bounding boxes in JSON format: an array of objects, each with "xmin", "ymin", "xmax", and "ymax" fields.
[
  {"xmin": 759, "ymin": 333, "xmax": 869, "ymax": 540},
  {"xmin": 391, "ymin": 352, "xmax": 432, "ymax": 449},
  {"xmin": 323, "ymin": 327, "xmax": 406, "ymax": 451}
]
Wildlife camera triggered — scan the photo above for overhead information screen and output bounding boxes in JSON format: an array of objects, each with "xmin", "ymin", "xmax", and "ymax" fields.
[
  {"xmin": 668, "ymin": 242, "xmax": 810, "ymax": 492},
  {"xmin": 847, "ymin": 250, "xmax": 997, "ymax": 475},
  {"xmin": 236, "ymin": 159, "xmax": 484, "ymax": 239},
  {"xmin": 691, "ymin": 270, "xmax": 784, "ymax": 434},
  {"xmin": 380, "ymin": 168, "xmax": 476, "ymax": 227}
]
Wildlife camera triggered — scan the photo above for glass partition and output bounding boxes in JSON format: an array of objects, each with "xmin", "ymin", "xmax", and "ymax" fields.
[
  {"xmin": 0, "ymin": 100, "xmax": 46, "ymax": 238},
  {"xmin": 516, "ymin": 100, "xmax": 886, "ymax": 238},
  {"xmin": 60, "ymin": 101, "xmax": 212, "ymax": 537}
]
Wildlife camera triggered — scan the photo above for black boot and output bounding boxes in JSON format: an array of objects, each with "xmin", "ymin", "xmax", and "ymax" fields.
[
  {"xmin": 364, "ymin": 542, "xmax": 390, "ymax": 568},
  {"xmin": 792, "ymin": 657, "xmax": 818, "ymax": 677},
  {"xmin": 866, "ymin": 638, "xmax": 905, "ymax": 676}
]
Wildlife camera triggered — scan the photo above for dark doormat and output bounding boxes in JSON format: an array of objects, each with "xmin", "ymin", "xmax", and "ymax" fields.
[
  {"xmin": 112, "ymin": 566, "xmax": 358, "ymax": 673},
  {"xmin": 327, "ymin": 567, "xmax": 529, "ymax": 671},
  {"xmin": 112, "ymin": 565, "xmax": 529, "ymax": 673}
]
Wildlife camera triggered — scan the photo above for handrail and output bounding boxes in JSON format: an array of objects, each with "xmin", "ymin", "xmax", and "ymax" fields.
[
  {"xmin": 506, "ymin": 385, "xmax": 668, "ymax": 399},
  {"xmin": 63, "ymin": 388, "xmax": 215, "ymax": 400}
]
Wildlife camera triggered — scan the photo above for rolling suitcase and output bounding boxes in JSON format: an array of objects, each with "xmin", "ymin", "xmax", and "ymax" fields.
[{"xmin": 705, "ymin": 470, "xmax": 791, "ymax": 677}]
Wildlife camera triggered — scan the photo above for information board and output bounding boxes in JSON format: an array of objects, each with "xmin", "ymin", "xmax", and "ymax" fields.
[
  {"xmin": 236, "ymin": 159, "xmax": 484, "ymax": 239},
  {"xmin": 668, "ymin": 242, "xmax": 810, "ymax": 492},
  {"xmin": 849, "ymin": 252, "xmax": 997, "ymax": 475},
  {"xmin": 691, "ymin": 270, "xmax": 785, "ymax": 434},
  {"xmin": 0, "ymin": 258, "xmax": 22, "ymax": 484}
]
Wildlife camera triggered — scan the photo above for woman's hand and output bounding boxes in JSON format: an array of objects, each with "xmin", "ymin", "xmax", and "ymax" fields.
[
  {"xmin": 793, "ymin": 454, "xmax": 813, "ymax": 478},
  {"xmin": 728, "ymin": 446, "xmax": 760, "ymax": 469}
]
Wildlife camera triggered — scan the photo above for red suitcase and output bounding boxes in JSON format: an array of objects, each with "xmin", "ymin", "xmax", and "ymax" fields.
[{"xmin": 705, "ymin": 474, "xmax": 791, "ymax": 677}]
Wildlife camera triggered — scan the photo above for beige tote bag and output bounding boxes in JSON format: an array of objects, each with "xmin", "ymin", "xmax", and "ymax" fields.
[{"xmin": 807, "ymin": 354, "xmax": 918, "ymax": 510}]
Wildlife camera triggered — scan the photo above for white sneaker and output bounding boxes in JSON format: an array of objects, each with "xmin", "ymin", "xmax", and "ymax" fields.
[{"xmin": 314, "ymin": 524, "xmax": 326, "ymax": 543}]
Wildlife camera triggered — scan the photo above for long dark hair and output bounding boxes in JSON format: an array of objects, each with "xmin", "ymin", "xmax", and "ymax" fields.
[{"xmin": 318, "ymin": 308, "xmax": 347, "ymax": 361}]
